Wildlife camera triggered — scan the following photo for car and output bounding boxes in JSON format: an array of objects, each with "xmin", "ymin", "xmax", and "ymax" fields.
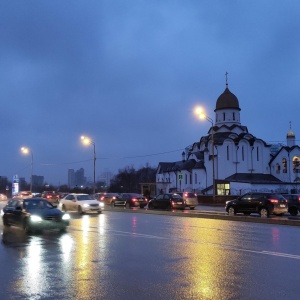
[
  {"xmin": 94, "ymin": 192, "xmax": 120, "ymax": 205},
  {"xmin": 0, "ymin": 193, "xmax": 7, "ymax": 201},
  {"xmin": 118, "ymin": 193, "xmax": 148, "ymax": 209},
  {"xmin": 225, "ymin": 192, "xmax": 288, "ymax": 217},
  {"xmin": 282, "ymin": 194, "xmax": 300, "ymax": 216},
  {"xmin": 176, "ymin": 192, "xmax": 198, "ymax": 209},
  {"xmin": 148, "ymin": 193, "xmax": 186, "ymax": 210},
  {"xmin": 59, "ymin": 193, "xmax": 104, "ymax": 214},
  {"xmin": 1, "ymin": 197, "xmax": 70, "ymax": 234},
  {"xmin": 13, "ymin": 191, "xmax": 33, "ymax": 199},
  {"xmin": 41, "ymin": 191, "xmax": 60, "ymax": 204}
]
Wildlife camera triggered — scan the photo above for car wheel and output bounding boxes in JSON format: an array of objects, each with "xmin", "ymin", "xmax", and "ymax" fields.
[
  {"xmin": 228, "ymin": 206, "xmax": 236, "ymax": 216},
  {"xmin": 140, "ymin": 205, "xmax": 145, "ymax": 209},
  {"xmin": 125, "ymin": 202, "xmax": 130, "ymax": 209},
  {"xmin": 260, "ymin": 207, "xmax": 269, "ymax": 218},
  {"xmin": 148, "ymin": 203, "xmax": 153, "ymax": 210},
  {"xmin": 190, "ymin": 207, "xmax": 195, "ymax": 210},
  {"xmin": 166, "ymin": 204, "xmax": 171, "ymax": 210},
  {"xmin": 289, "ymin": 207, "xmax": 298, "ymax": 216},
  {"xmin": 78, "ymin": 206, "xmax": 84, "ymax": 215},
  {"xmin": 62, "ymin": 204, "xmax": 67, "ymax": 212}
]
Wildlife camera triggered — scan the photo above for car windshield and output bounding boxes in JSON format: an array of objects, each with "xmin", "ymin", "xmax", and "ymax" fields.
[
  {"xmin": 24, "ymin": 199, "xmax": 53, "ymax": 209},
  {"xmin": 172, "ymin": 194, "xmax": 182, "ymax": 199},
  {"xmin": 77, "ymin": 195, "xmax": 95, "ymax": 201}
]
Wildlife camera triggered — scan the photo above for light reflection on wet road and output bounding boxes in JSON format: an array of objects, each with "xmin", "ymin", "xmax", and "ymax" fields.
[{"xmin": 1, "ymin": 211, "xmax": 300, "ymax": 300}]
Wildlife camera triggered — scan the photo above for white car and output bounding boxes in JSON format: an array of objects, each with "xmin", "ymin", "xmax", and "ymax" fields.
[{"xmin": 59, "ymin": 193, "xmax": 104, "ymax": 215}]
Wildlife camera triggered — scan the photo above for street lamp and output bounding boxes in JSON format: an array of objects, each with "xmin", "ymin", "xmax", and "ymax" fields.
[
  {"xmin": 194, "ymin": 107, "xmax": 216, "ymax": 202},
  {"xmin": 21, "ymin": 146, "xmax": 33, "ymax": 192},
  {"xmin": 81, "ymin": 135, "xmax": 96, "ymax": 194}
]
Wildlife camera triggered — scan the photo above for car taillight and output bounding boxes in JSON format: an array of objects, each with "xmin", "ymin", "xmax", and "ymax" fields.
[
  {"xmin": 298, "ymin": 196, "xmax": 300, "ymax": 202},
  {"xmin": 184, "ymin": 193, "xmax": 188, "ymax": 197},
  {"xmin": 112, "ymin": 196, "xmax": 116, "ymax": 200},
  {"xmin": 269, "ymin": 199, "xmax": 279, "ymax": 203},
  {"xmin": 101, "ymin": 197, "xmax": 104, "ymax": 200},
  {"xmin": 47, "ymin": 195, "xmax": 51, "ymax": 199},
  {"xmin": 132, "ymin": 198, "xmax": 138, "ymax": 202}
]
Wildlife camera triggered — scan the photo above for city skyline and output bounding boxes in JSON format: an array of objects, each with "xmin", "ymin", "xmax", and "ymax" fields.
[{"xmin": 1, "ymin": 1, "xmax": 300, "ymax": 185}]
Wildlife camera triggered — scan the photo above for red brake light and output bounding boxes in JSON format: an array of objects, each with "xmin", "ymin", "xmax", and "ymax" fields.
[
  {"xmin": 101, "ymin": 197, "xmax": 104, "ymax": 200},
  {"xmin": 298, "ymin": 196, "xmax": 300, "ymax": 202},
  {"xmin": 132, "ymin": 198, "xmax": 138, "ymax": 202},
  {"xmin": 269, "ymin": 199, "xmax": 278, "ymax": 203}
]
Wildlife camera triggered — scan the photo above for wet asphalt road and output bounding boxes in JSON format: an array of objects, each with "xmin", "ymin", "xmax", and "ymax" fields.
[{"xmin": 1, "ymin": 205, "xmax": 300, "ymax": 299}]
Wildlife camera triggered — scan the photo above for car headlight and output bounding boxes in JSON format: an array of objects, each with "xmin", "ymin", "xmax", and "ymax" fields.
[
  {"xmin": 99, "ymin": 202, "xmax": 104, "ymax": 208},
  {"xmin": 62, "ymin": 213, "xmax": 70, "ymax": 220},
  {"xmin": 30, "ymin": 215, "xmax": 42, "ymax": 222},
  {"xmin": 83, "ymin": 204, "xmax": 90, "ymax": 208}
]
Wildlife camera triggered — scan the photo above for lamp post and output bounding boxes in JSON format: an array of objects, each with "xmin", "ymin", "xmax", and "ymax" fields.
[
  {"xmin": 21, "ymin": 146, "xmax": 33, "ymax": 192},
  {"xmin": 81, "ymin": 136, "xmax": 96, "ymax": 194},
  {"xmin": 194, "ymin": 107, "xmax": 216, "ymax": 202}
]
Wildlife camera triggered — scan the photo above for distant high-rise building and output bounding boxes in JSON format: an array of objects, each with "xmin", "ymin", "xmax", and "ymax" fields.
[{"xmin": 68, "ymin": 168, "xmax": 86, "ymax": 188}]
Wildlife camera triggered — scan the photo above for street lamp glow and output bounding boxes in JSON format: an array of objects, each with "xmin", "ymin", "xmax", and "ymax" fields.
[
  {"xmin": 21, "ymin": 147, "xmax": 29, "ymax": 154},
  {"xmin": 81, "ymin": 135, "xmax": 92, "ymax": 146},
  {"xmin": 20, "ymin": 146, "xmax": 33, "ymax": 192},
  {"xmin": 80, "ymin": 135, "xmax": 96, "ymax": 194},
  {"xmin": 194, "ymin": 106, "xmax": 216, "ymax": 201}
]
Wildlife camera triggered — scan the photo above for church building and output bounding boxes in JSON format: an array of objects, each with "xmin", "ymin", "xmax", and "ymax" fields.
[{"xmin": 156, "ymin": 81, "xmax": 300, "ymax": 196}]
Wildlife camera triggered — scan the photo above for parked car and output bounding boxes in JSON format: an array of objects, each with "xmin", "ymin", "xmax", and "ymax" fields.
[
  {"xmin": 110, "ymin": 196, "xmax": 127, "ymax": 207},
  {"xmin": 225, "ymin": 192, "xmax": 288, "ymax": 217},
  {"xmin": 94, "ymin": 193, "xmax": 120, "ymax": 205},
  {"xmin": 148, "ymin": 193, "xmax": 186, "ymax": 210},
  {"xmin": 176, "ymin": 192, "xmax": 198, "ymax": 209},
  {"xmin": 1, "ymin": 198, "xmax": 70, "ymax": 234},
  {"xmin": 13, "ymin": 191, "xmax": 33, "ymax": 199},
  {"xmin": 282, "ymin": 194, "xmax": 300, "ymax": 216},
  {"xmin": 41, "ymin": 191, "xmax": 60, "ymax": 204},
  {"xmin": 119, "ymin": 193, "xmax": 148, "ymax": 209},
  {"xmin": 59, "ymin": 193, "xmax": 104, "ymax": 215}
]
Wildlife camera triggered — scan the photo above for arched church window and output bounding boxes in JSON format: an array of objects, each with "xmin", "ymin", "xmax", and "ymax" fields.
[
  {"xmin": 227, "ymin": 145, "xmax": 229, "ymax": 160},
  {"xmin": 282, "ymin": 158, "xmax": 287, "ymax": 173},
  {"xmin": 242, "ymin": 146, "xmax": 244, "ymax": 161},
  {"xmin": 223, "ymin": 112, "xmax": 225, "ymax": 121},
  {"xmin": 233, "ymin": 112, "xmax": 235, "ymax": 120},
  {"xmin": 276, "ymin": 163, "xmax": 280, "ymax": 174},
  {"xmin": 293, "ymin": 156, "xmax": 300, "ymax": 173}
]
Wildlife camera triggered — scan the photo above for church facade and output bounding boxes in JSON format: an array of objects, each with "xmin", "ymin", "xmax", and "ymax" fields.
[{"xmin": 156, "ymin": 83, "xmax": 300, "ymax": 196}]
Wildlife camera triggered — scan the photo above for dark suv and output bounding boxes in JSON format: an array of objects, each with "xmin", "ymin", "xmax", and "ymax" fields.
[
  {"xmin": 225, "ymin": 192, "xmax": 288, "ymax": 217},
  {"xmin": 282, "ymin": 194, "xmax": 300, "ymax": 216}
]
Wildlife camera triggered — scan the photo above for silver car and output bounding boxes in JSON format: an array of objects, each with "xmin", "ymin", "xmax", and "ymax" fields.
[
  {"xmin": 176, "ymin": 192, "xmax": 198, "ymax": 210},
  {"xmin": 59, "ymin": 193, "xmax": 104, "ymax": 215}
]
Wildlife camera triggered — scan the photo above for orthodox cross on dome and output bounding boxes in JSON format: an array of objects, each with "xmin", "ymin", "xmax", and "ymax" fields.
[
  {"xmin": 289, "ymin": 121, "xmax": 292, "ymax": 129},
  {"xmin": 225, "ymin": 72, "xmax": 229, "ymax": 87}
]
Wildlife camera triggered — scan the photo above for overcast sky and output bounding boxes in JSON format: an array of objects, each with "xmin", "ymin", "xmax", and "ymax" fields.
[{"xmin": 1, "ymin": 1, "xmax": 300, "ymax": 186}]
